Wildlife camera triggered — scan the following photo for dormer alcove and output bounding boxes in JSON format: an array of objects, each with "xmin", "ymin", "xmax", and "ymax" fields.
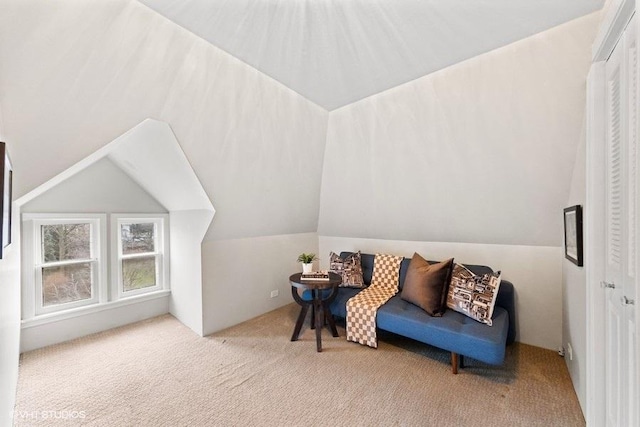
[{"xmin": 16, "ymin": 119, "xmax": 215, "ymax": 351}]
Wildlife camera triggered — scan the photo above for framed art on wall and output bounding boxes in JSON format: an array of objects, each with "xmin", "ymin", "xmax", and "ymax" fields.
[
  {"xmin": 563, "ymin": 205, "xmax": 583, "ymax": 266},
  {"xmin": 0, "ymin": 142, "xmax": 12, "ymax": 259}
]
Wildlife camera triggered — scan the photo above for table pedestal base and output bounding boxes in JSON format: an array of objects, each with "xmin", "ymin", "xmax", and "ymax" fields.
[{"xmin": 290, "ymin": 288, "xmax": 339, "ymax": 352}]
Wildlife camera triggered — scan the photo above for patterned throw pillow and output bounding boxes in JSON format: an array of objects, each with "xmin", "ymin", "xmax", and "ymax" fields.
[
  {"xmin": 447, "ymin": 263, "xmax": 502, "ymax": 326},
  {"xmin": 329, "ymin": 251, "xmax": 365, "ymax": 288}
]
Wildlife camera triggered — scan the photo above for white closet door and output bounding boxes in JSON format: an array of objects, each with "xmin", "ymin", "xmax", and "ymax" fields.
[
  {"xmin": 625, "ymin": 16, "xmax": 639, "ymax": 427},
  {"xmin": 605, "ymin": 25, "xmax": 627, "ymax": 427},
  {"xmin": 604, "ymin": 14, "xmax": 639, "ymax": 427}
]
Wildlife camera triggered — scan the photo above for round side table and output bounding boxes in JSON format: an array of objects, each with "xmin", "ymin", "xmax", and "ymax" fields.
[{"xmin": 289, "ymin": 272, "xmax": 342, "ymax": 352}]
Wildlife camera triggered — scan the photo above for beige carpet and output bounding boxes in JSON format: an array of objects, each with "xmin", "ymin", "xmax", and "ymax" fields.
[{"xmin": 14, "ymin": 304, "xmax": 584, "ymax": 426}]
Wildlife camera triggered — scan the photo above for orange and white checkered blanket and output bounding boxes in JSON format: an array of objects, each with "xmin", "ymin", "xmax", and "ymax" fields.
[{"xmin": 346, "ymin": 254, "xmax": 403, "ymax": 348}]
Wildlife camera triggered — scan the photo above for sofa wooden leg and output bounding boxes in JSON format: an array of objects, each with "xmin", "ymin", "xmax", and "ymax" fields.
[{"xmin": 451, "ymin": 352, "xmax": 459, "ymax": 374}]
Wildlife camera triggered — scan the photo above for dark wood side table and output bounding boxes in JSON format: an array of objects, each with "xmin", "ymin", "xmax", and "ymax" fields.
[{"xmin": 289, "ymin": 272, "xmax": 342, "ymax": 352}]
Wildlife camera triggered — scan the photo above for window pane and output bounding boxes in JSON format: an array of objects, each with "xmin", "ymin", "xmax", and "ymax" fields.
[
  {"xmin": 122, "ymin": 256, "xmax": 157, "ymax": 292},
  {"xmin": 42, "ymin": 263, "xmax": 92, "ymax": 306},
  {"xmin": 42, "ymin": 224, "xmax": 91, "ymax": 263},
  {"xmin": 121, "ymin": 223, "xmax": 155, "ymax": 255}
]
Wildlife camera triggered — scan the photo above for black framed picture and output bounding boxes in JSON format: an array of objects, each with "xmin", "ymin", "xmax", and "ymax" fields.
[
  {"xmin": 564, "ymin": 205, "xmax": 583, "ymax": 266},
  {"xmin": 0, "ymin": 142, "xmax": 12, "ymax": 259}
]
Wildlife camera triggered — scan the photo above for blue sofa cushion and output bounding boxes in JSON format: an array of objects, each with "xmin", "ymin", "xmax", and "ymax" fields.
[
  {"xmin": 329, "ymin": 288, "xmax": 509, "ymax": 365},
  {"xmin": 337, "ymin": 283, "xmax": 515, "ymax": 342},
  {"xmin": 376, "ymin": 296, "xmax": 509, "ymax": 365}
]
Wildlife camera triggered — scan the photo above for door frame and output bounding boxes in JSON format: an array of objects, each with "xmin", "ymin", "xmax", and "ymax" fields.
[{"xmin": 586, "ymin": 1, "xmax": 636, "ymax": 425}]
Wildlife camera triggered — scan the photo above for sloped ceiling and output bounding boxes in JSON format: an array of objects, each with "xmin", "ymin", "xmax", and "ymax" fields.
[
  {"xmin": 139, "ymin": 0, "xmax": 603, "ymax": 110},
  {"xmin": 0, "ymin": 0, "xmax": 327, "ymax": 239}
]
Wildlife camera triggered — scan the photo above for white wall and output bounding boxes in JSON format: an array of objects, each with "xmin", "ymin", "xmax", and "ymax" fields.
[
  {"xmin": 0, "ymin": 207, "xmax": 20, "ymax": 427},
  {"xmin": 319, "ymin": 13, "xmax": 600, "ymax": 247},
  {"xmin": 0, "ymin": 105, "xmax": 20, "ymax": 425},
  {"xmin": 562, "ymin": 5, "xmax": 611, "ymax": 414},
  {"xmin": 563, "ymin": 0, "xmax": 618, "ymax": 399},
  {"xmin": 20, "ymin": 294, "xmax": 169, "ymax": 353},
  {"xmin": 170, "ymin": 209, "xmax": 212, "ymax": 336},
  {"xmin": 21, "ymin": 157, "xmax": 166, "ymax": 213},
  {"xmin": 203, "ymin": 232, "xmax": 317, "ymax": 335},
  {"xmin": 319, "ymin": 236, "xmax": 562, "ymax": 350},
  {"xmin": 562, "ymin": 115, "xmax": 587, "ymax": 413},
  {"xmin": 20, "ymin": 157, "xmax": 170, "ymax": 351}
]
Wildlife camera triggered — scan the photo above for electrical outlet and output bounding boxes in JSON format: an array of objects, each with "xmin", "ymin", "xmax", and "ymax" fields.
[
  {"xmin": 567, "ymin": 343, "xmax": 573, "ymax": 361},
  {"xmin": 558, "ymin": 347, "xmax": 565, "ymax": 357},
  {"xmin": 270, "ymin": 290, "xmax": 279, "ymax": 298}
]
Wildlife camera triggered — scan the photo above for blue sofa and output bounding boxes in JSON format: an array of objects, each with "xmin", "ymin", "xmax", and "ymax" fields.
[{"xmin": 329, "ymin": 252, "xmax": 516, "ymax": 373}]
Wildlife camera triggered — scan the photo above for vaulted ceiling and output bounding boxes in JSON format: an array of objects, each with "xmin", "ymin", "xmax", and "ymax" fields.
[{"xmin": 139, "ymin": 0, "xmax": 603, "ymax": 110}]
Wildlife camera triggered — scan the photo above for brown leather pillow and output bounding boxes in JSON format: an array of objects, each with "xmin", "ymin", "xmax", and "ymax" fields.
[{"xmin": 400, "ymin": 253, "xmax": 454, "ymax": 317}]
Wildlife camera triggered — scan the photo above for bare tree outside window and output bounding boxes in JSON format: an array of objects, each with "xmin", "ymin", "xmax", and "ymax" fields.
[
  {"xmin": 121, "ymin": 223, "xmax": 154, "ymax": 254},
  {"xmin": 42, "ymin": 224, "xmax": 90, "ymax": 262},
  {"xmin": 40, "ymin": 224, "xmax": 93, "ymax": 306},
  {"xmin": 120, "ymin": 223, "xmax": 157, "ymax": 291},
  {"xmin": 42, "ymin": 263, "xmax": 92, "ymax": 306},
  {"xmin": 122, "ymin": 257, "xmax": 156, "ymax": 291}
]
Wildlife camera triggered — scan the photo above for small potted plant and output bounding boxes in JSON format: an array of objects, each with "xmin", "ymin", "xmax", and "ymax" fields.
[{"xmin": 297, "ymin": 253, "xmax": 318, "ymax": 274}]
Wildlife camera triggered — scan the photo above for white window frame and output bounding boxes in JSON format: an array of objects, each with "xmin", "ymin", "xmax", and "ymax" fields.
[
  {"xmin": 23, "ymin": 214, "xmax": 107, "ymax": 317},
  {"xmin": 111, "ymin": 214, "xmax": 169, "ymax": 300}
]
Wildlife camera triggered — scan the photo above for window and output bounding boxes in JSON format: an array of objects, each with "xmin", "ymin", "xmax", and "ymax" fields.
[
  {"xmin": 22, "ymin": 213, "xmax": 169, "ymax": 321},
  {"xmin": 25, "ymin": 215, "xmax": 106, "ymax": 316},
  {"xmin": 112, "ymin": 215, "xmax": 168, "ymax": 298}
]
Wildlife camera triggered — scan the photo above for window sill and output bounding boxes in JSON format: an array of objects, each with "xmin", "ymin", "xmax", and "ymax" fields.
[{"xmin": 21, "ymin": 290, "xmax": 171, "ymax": 329}]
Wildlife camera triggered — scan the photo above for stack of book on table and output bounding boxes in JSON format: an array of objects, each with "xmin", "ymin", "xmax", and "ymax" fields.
[{"xmin": 301, "ymin": 271, "xmax": 330, "ymax": 281}]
